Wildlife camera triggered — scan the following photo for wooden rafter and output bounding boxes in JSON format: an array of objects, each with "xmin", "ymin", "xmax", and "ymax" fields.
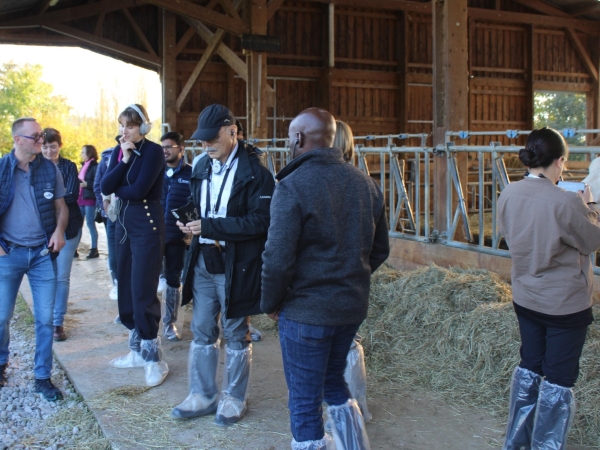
[
  {"xmin": 176, "ymin": 0, "xmax": 243, "ymax": 111},
  {"xmin": 0, "ymin": 0, "xmax": 138, "ymax": 28},
  {"xmin": 218, "ymin": 0, "xmax": 243, "ymax": 24},
  {"xmin": 510, "ymin": 0, "xmax": 571, "ymax": 18},
  {"xmin": 94, "ymin": 12, "xmax": 105, "ymax": 36},
  {"xmin": 569, "ymin": 4, "xmax": 600, "ymax": 17},
  {"xmin": 174, "ymin": 27, "xmax": 195, "ymax": 56},
  {"xmin": 469, "ymin": 7, "xmax": 600, "ymax": 35},
  {"xmin": 121, "ymin": 8, "xmax": 157, "ymax": 57},
  {"xmin": 308, "ymin": 0, "xmax": 431, "ymax": 13},
  {"xmin": 267, "ymin": 0, "xmax": 285, "ymax": 21},
  {"xmin": 145, "ymin": 0, "xmax": 248, "ymax": 36},
  {"xmin": 182, "ymin": 16, "xmax": 276, "ymax": 97},
  {"xmin": 43, "ymin": 22, "xmax": 161, "ymax": 67},
  {"xmin": 565, "ymin": 27, "xmax": 598, "ymax": 82}
]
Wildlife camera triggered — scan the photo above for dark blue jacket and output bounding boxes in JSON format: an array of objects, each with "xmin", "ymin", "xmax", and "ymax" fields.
[
  {"xmin": 57, "ymin": 156, "xmax": 83, "ymax": 240},
  {"xmin": 161, "ymin": 157, "xmax": 192, "ymax": 245},
  {"xmin": 0, "ymin": 150, "xmax": 58, "ymax": 253},
  {"xmin": 94, "ymin": 148, "xmax": 113, "ymax": 218},
  {"xmin": 181, "ymin": 142, "xmax": 275, "ymax": 318},
  {"xmin": 101, "ymin": 139, "xmax": 165, "ymax": 202}
]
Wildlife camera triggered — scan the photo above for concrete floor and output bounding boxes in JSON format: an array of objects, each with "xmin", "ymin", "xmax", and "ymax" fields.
[{"xmin": 15, "ymin": 227, "xmax": 593, "ymax": 450}]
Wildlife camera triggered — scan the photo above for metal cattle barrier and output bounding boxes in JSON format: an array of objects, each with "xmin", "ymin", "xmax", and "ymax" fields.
[{"xmin": 184, "ymin": 128, "xmax": 600, "ymax": 274}]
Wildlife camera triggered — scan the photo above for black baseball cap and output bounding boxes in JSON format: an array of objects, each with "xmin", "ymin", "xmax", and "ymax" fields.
[{"xmin": 190, "ymin": 104, "xmax": 236, "ymax": 141}]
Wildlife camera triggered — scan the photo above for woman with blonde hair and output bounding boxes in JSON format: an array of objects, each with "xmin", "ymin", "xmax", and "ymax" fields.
[{"xmin": 334, "ymin": 120, "xmax": 355, "ymax": 163}]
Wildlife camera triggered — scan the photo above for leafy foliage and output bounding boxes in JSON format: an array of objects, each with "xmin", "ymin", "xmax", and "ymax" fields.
[{"xmin": 534, "ymin": 91, "xmax": 586, "ymax": 146}]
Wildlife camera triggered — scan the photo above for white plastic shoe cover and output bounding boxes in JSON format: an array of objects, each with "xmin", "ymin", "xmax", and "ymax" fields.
[
  {"xmin": 530, "ymin": 380, "xmax": 575, "ymax": 450},
  {"xmin": 172, "ymin": 392, "xmax": 218, "ymax": 418},
  {"xmin": 157, "ymin": 277, "xmax": 167, "ymax": 293},
  {"xmin": 109, "ymin": 350, "xmax": 144, "ymax": 368},
  {"xmin": 109, "ymin": 279, "xmax": 118, "ymax": 301},
  {"xmin": 344, "ymin": 338, "xmax": 372, "ymax": 423},
  {"xmin": 328, "ymin": 399, "xmax": 371, "ymax": 450},
  {"xmin": 291, "ymin": 435, "xmax": 335, "ymax": 450},
  {"xmin": 215, "ymin": 395, "xmax": 247, "ymax": 424},
  {"xmin": 222, "ymin": 345, "xmax": 252, "ymax": 401},
  {"xmin": 145, "ymin": 360, "xmax": 169, "ymax": 387}
]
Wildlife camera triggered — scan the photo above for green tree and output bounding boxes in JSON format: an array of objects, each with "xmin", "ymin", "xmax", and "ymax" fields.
[
  {"xmin": 0, "ymin": 62, "xmax": 71, "ymax": 156},
  {"xmin": 534, "ymin": 92, "xmax": 586, "ymax": 146}
]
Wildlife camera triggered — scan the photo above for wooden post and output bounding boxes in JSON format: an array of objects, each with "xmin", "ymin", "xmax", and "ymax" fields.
[
  {"xmin": 432, "ymin": 0, "xmax": 469, "ymax": 238},
  {"xmin": 526, "ymin": 25, "xmax": 534, "ymax": 132},
  {"xmin": 162, "ymin": 10, "xmax": 177, "ymax": 132},
  {"xmin": 246, "ymin": 0, "xmax": 268, "ymax": 140}
]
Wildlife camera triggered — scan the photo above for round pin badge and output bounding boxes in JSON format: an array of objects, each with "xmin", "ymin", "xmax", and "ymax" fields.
[
  {"xmin": 44, "ymin": 192, "xmax": 54, "ymax": 199},
  {"xmin": 166, "ymin": 168, "xmax": 174, "ymax": 177}
]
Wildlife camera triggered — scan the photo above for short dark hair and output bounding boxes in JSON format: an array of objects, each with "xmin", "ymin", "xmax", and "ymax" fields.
[
  {"xmin": 42, "ymin": 128, "xmax": 62, "ymax": 147},
  {"xmin": 82, "ymin": 145, "xmax": 98, "ymax": 160},
  {"xmin": 12, "ymin": 118, "xmax": 37, "ymax": 136},
  {"xmin": 160, "ymin": 132, "xmax": 184, "ymax": 146},
  {"xmin": 518, "ymin": 127, "xmax": 567, "ymax": 169}
]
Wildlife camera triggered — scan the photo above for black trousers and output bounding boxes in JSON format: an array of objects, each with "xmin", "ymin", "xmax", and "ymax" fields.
[
  {"xmin": 516, "ymin": 313, "xmax": 588, "ymax": 388},
  {"xmin": 115, "ymin": 201, "xmax": 164, "ymax": 340},
  {"xmin": 164, "ymin": 242, "xmax": 186, "ymax": 289}
]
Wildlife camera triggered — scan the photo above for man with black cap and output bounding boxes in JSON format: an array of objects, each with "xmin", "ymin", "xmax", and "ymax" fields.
[{"xmin": 172, "ymin": 104, "xmax": 275, "ymax": 426}]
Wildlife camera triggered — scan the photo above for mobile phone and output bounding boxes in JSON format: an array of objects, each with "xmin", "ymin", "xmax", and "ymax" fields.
[{"xmin": 557, "ymin": 181, "xmax": 585, "ymax": 192}]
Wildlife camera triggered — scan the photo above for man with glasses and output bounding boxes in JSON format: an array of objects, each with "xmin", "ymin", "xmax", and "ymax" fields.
[
  {"xmin": 0, "ymin": 118, "xmax": 68, "ymax": 400},
  {"xmin": 159, "ymin": 131, "xmax": 192, "ymax": 341},
  {"xmin": 171, "ymin": 104, "xmax": 274, "ymax": 426}
]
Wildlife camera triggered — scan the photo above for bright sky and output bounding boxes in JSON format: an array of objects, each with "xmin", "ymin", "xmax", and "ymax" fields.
[{"xmin": 0, "ymin": 44, "xmax": 162, "ymax": 121}]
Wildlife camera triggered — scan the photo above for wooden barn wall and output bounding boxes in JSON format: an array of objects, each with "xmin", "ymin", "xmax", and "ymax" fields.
[{"xmin": 168, "ymin": 0, "xmax": 597, "ymax": 146}]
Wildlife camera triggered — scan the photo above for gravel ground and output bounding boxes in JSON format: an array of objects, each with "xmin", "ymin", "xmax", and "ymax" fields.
[{"xmin": 0, "ymin": 295, "xmax": 109, "ymax": 450}]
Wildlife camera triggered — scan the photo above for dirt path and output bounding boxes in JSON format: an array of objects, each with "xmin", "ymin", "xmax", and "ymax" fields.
[{"xmin": 16, "ymin": 229, "xmax": 593, "ymax": 449}]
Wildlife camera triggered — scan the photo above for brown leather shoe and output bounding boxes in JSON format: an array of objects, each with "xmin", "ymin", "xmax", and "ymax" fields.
[{"xmin": 53, "ymin": 326, "xmax": 67, "ymax": 342}]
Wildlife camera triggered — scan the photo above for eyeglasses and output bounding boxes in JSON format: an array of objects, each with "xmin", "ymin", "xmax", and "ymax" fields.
[
  {"xmin": 17, "ymin": 133, "xmax": 45, "ymax": 143},
  {"xmin": 161, "ymin": 144, "xmax": 180, "ymax": 150}
]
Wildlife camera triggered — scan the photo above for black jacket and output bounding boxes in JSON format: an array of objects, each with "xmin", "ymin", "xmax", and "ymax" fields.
[
  {"xmin": 181, "ymin": 142, "xmax": 275, "ymax": 318},
  {"xmin": 82, "ymin": 160, "xmax": 98, "ymax": 200},
  {"xmin": 161, "ymin": 158, "xmax": 192, "ymax": 245},
  {"xmin": 260, "ymin": 148, "xmax": 390, "ymax": 326}
]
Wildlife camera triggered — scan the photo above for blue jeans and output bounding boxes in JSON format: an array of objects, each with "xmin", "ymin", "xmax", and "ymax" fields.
[
  {"xmin": 105, "ymin": 219, "xmax": 117, "ymax": 282},
  {"xmin": 53, "ymin": 235, "xmax": 81, "ymax": 326},
  {"xmin": 278, "ymin": 309, "xmax": 361, "ymax": 442},
  {"xmin": 0, "ymin": 244, "xmax": 56, "ymax": 379},
  {"xmin": 80, "ymin": 205, "xmax": 98, "ymax": 249}
]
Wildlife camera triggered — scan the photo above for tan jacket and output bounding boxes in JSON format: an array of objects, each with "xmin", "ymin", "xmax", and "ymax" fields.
[{"xmin": 498, "ymin": 176, "xmax": 600, "ymax": 315}]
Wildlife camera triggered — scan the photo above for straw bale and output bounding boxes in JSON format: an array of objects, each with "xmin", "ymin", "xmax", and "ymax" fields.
[{"xmin": 363, "ymin": 264, "xmax": 600, "ymax": 447}]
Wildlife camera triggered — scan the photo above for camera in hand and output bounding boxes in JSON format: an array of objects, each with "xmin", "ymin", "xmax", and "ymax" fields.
[{"xmin": 171, "ymin": 201, "xmax": 200, "ymax": 224}]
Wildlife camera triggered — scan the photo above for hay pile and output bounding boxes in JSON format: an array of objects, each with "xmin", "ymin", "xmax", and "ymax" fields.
[{"xmin": 362, "ymin": 264, "xmax": 600, "ymax": 447}]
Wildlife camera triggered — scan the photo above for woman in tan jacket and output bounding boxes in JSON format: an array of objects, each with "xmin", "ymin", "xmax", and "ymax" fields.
[{"xmin": 498, "ymin": 127, "xmax": 600, "ymax": 450}]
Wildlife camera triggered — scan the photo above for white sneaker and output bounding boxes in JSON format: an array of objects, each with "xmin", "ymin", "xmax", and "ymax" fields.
[
  {"xmin": 215, "ymin": 395, "xmax": 247, "ymax": 426},
  {"xmin": 109, "ymin": 282, "xmax": 118, "ymax": 301},
  {"xmin": 144, "ymin": 360, "xmax": 169, "ymax": 387},
  {"xmin": 171, "ymin": 393, "xmax": 218, "ymax": 418},
  {"xmin": 157, "ymin": 277, "xmax": 167, "ymax": 293},
  {"xmin": 110, "ymin": 351, "xmax": 144, "ymax": 368}
]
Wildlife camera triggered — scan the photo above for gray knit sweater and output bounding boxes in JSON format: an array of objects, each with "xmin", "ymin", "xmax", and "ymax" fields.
[{"xmin": 260, "ymin": 147, "xmax": 390, "ymax": 326}]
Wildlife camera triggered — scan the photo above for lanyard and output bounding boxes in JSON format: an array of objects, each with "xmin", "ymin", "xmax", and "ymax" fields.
[{"xmin": 205, "ymin": 153, "xmax": 238, "ymax": 217}]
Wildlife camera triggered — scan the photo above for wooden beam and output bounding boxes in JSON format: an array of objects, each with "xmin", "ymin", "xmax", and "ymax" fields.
[
  {"xmin": 569, "ymin": 4, "xmax": 600, "ymax": 17},
  {"xmin": 94, "ymin": 12, "xmax": 105, "ymax": 36},
  {"xmin": 267, "ymin": 0, "xmax": 285, "ymax": 20},
  {"xmin": 469, "ymin": 7, "xmax": 600, "ymax": 36},
  {"xmin": 162, "ymin": 10, "xmax": 177, "ymax": 131},
  {"xmin": 37, "ymin": 0, "xmax": 53, "ymax": 16},
  {"xmin": 121, "ymin": 8, "xmax": 157, "ymax": 57},
  {"xmin": 174, "ymin": 27, "xmax": 195, "ymax": 56},
  {"xmin": 145, "ymin": 0, "xmax": 248, "ymax": 36},
  {"xmin": 176, "ymin": 0, "xmax": 243, "ymax": 111},
  {"xmin": 565, "ymin": 27, "xmax": 598, "ymax": 82},
  {"xmin": 308, "ymin": 0, "xmax": 431, "ymax": 13},
  {"xmin": 510, "ymin": 0, "xmax": 571, "ymax": 18},
  {"xmin": 0, "ymin": 0, "xmax": 138, "ymax": 29},
  {"xmin": 218, "ymin": 0, "xmax": 243, "ymax": 23},
  {"xmin": 247, "ymin": 0, "xmax": 269, "ymax": 139},
  {"xmin": 43, "ymin": 22, "xmax": 161, "ymax": 67}
]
